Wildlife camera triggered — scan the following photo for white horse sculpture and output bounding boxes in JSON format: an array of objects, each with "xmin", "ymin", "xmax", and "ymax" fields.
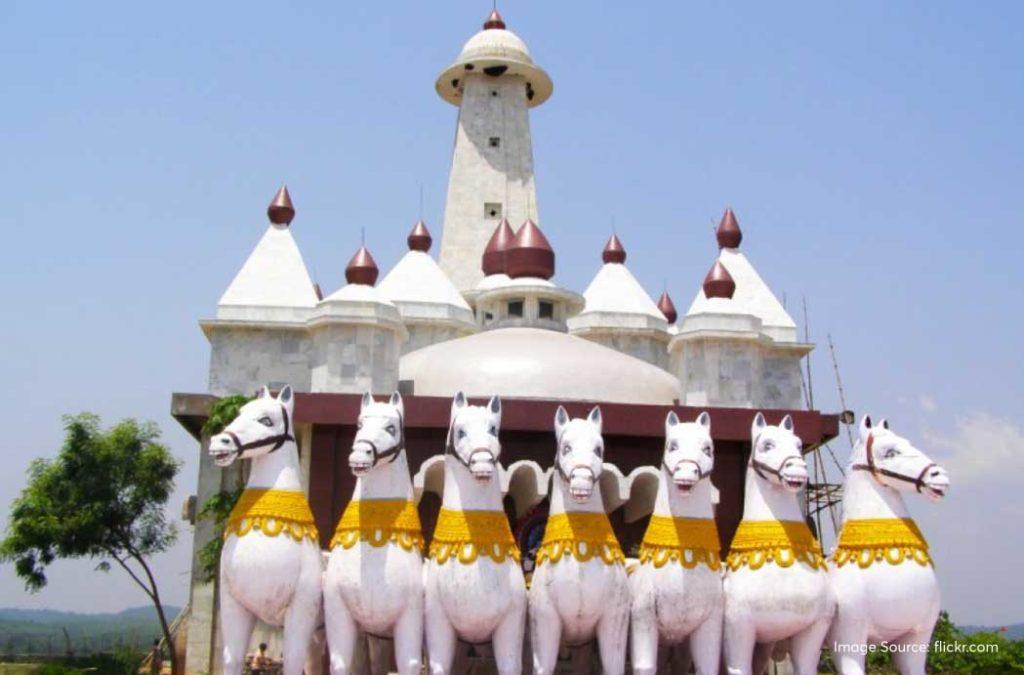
[
  {"xmin": 529, "ymin": 406, "xmax": 630, "ymax": 675},
  {"xmin": 828, "ymin": 415, "xmax": 949, "ymax": 675},
  {"xmin": 630, "ymin": 411, "xmax": 723, "ymax": 675},
  {"xmin": 423, "ymin": 392, "xmax": 526, "ymax": 675},
  {"xmin": 210, "ymin": 385, "xmax": 323, "ymax": 675},
  {"xmin": 723, "ymin": 412, "xmax": 835, "ymax": 675},
  {"xmin": 323, "ymin": 392, "xmax": 423, "ymax": 675}
]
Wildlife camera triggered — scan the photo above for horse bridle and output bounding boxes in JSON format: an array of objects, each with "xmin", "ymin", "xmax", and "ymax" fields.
[
  {"xmin": 354, "ymin": 410, "xmax": 405, "ymax": 468},
  {"xmin": 223, "ymin": 403, "xmax": 294, "ymax": 457},
  {"xmin": 662, "ymin": 438, "xmax": 709, "ymax": 480},
  {"xmin": 553, "ymin": 429, "xmax": 597, "ymax": 484},
  {"xmin": 749, "ymin": 433, "xmax": 802, "ymax": 482},
  {"xmin": 852, "ymin": 432, "xmax": 937, "ymax": 493},
  {"xmin": 445, "ymin": 420, "xmax": 495, "ymax": 471}
]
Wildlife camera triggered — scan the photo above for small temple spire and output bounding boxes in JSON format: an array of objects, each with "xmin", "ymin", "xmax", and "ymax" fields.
[
  {"xmin": 506, "ymin": 219, "xmax": 555, "ymax": 280},
  {"xmin": 657, "ymin": 290, "xmax": 678, "ymax": 324},
  {"xmin": 716, "ymin": 207, "xmax": 743, "ymax": 249},
  {"xmin": 407, "ymin": 220, "xmax": 432, "ymax": 252},
  {"xmin": 345, "ymin": 246, "xmax": 379, "ymax": 286},
  {"xmin": 481, "ymin": 218, "xmax": 516, "ymax": 276},
  {"xmin": 267, "ymin": 185, "xmax": 295, "ymax": 226},
  {"xmin": 483, "ymin": 8, "xmax": 506, "ymax": 30},
  {"xmin": 602, "ymin": 234, "xmax": 626, "ymax": 264},
  {"xmin": 703, "ymin": 260, "xmax": 736, "ymax": 299}
]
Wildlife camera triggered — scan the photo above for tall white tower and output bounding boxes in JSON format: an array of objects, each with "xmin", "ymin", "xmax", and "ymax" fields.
[{"xmin": 435, "ymin": 10, "xmax": 553, "ymax": 291}]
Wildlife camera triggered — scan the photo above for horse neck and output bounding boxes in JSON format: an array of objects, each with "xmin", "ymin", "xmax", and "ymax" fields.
[
  {"xmin": 652, "ymin": 467, "xmax": 714, "ymax": 519},
  {"xmin": 842, "ymin": 468, "xmax": 910, "ymax": 521},
  {"xmin": 245, "ymin": 441, "xmax": 303, "ymax": 491},
  {"xmin": 441, "ymin": 456, "xmax": 504, "ymax": 511},
  {"xmin": 548, "ymin": 473, "xmax": 606, "ymax": 516},
  {"xmin": 741, "ymin": 467, "xmax": 804, "ymax": 522},
  {"xmin": 352, "ymin": 452, "xmax": 414, "ymax": 501}
]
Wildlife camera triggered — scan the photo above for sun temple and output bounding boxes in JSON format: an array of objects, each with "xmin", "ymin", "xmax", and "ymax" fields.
[{"xmin": 171, "ymin": 9, "xmax": 838, "ymax": 672}]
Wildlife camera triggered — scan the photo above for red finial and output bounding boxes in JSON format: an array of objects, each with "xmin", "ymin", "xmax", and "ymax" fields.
[
  {"xmin": 482, "ymin": 218, "xmax": 516, "ymax": 275},
  {"xmin": 267, "ymin": 185, "xmax": 295, "ymax": 226},
  {"xmin": 703, "ymin": 260, "xmax": 736, "ymax": 299},
  {"xmin": 657, "ymin": 291, "xmax": 678, "ymax": 324},
  {"xmin": 506, "ymin": 219, "xmax": 555, "ymax": 280},
  {"xmin": 483, "ymin": 8, "xmax": 506, "ymax": 30},
  {"xmin": 407, "ymin": 220, "xmax": 432, "ymax": 252},
  {"xmin": 345, "ymin": 246, "xmax": 379, "ymax": 286},
  {"xmin": 716, "ymin": 207, "xmax": 743, "ymax": 249},
  {"xmin": 602, "ymin": 234, "xmax": 626, "ymax": 264},
  {"xmin": 313, "ymin": 282, "xmax": 324, "ymax": 301}
]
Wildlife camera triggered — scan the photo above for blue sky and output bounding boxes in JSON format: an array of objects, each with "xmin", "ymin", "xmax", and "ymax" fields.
[{"xmin": 1, "ymin": 1, "xmax": 1021, "ymax": 624}]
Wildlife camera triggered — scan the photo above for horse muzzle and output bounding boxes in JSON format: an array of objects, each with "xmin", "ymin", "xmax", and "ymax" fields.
[
  {"xmin": 209, "ymin": 434, "xmax": 238, "ymax": 467},
  {"xmin": 349, "ymin": 444, "xmax": 375, "ymax": 476},
  {"xmin": 923, "ymin": 467, "xmax": 950, "ymax": 501},
  {"xmin": 469, "ymin": 450, "xmax": 496, "ymax": 482},
  {"xmin": 672, "ymin": 465, "xmax": 700, "ymax": 495},
  {"xmin": 780, "ymin": 460, "xmax": 809, "ymax": 492},
  {"xmin": 567, "ymin": 467, "xmax": 595, "ymax": 502}
]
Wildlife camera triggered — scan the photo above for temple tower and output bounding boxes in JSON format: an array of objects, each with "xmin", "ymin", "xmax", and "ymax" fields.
[{"xmin": 435, "ymin": 10, "xmax": 552, "ymax": 291}]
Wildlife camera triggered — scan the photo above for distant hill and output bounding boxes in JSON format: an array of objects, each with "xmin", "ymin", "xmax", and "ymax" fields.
[
  {"xmin": 962, "ymin": 623, "xmax": 1024, "ymax": 640},
  {"xmin": 0, "ymin": 605, "xmax": 182, "ymax": 656}
]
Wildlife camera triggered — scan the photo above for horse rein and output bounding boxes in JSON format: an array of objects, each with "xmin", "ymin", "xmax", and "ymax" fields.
[
  {"xmin": 354, "ymin": 411, "xmax": 405, "ymax": 468},
  {"xmin": 445, "ymin": 422, "xmax": 495, "ymax": 471},
  {"xmin": 748, "ymin": 433, "xmax": 802, "ymax": 482},
  {"xmin": 851, "ymin": 433, "xmax": 937, "ymax": 493},
  {"xmin": 223, "ymin": 403, "xmax": 294, "ymax": 457},
  {"xmin": 662, "ymin": 437, "xmax": 709, "ymax": 480},
  {"xmin": 553, "ymin": 429, "xmax": 597, "ymax": 485}
]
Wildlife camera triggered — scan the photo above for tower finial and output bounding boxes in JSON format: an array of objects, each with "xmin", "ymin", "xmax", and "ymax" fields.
[
  {"xmin": 703, "ymin": 259, "xmax": 736, "ymax": 299},
  {"xmin": 716, "ymin": 207, "xmax": 743, "ymax": 249},
  {"xmin": 483, "ymin": 7, "xmax": 506, "ymax": 30},
  {"xmin": 267, "ymin": 184, "xmax": 295, "ymax": 226},
  {"xmin": 602, "ymin": 234, "xmax": 626, "ymax": 264},
  {"xmin": 408, "ymin": 219, "xmax": 432, "ymax": 252},
  {"xmin": 657, "ymin": 290, "xmax": 678, "ymax": 324},
  {"xmin": 346, "ymin": 246, "xmax": 379, "ymax": 286},
  {"xmin": 506, "ymin": 219, "xmax": 555, "ymax": 279}
]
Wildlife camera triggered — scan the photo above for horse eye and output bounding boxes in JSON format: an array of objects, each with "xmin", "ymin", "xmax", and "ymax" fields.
[
  {"xmin": 669, "ymin": 441, "xmax": 678, "ymax": 452},
  {"xmin": 761, "ymin": 441, "xmax": 773, "ymax": 452},
  {"xmin": 562, "ymin": 444, "xmax": 571, "ymax": 455},
  {"xmin": 356, "ymin": 419, "xmax": 363, "ymax": 429},
  {"xmin": 884, "ymin": 448, "xmax": 899, "ymax": 459},
  {"xmin": 594, "ymin": 445, "xmax": 603, "ymax": 458},
  {"xmin": 457, "ymin": 429, "xmax": 466, "ymax": 440},
  {"xmin": 258, "ymin": 416, "xmax": 273, "ymax": 427},
  {"xmin": 489, "ymin": 425, "xmax": 497, "ymax": 437},
  {"xmin": 703, "ymin": 444, "xmax": 712, "ymax": 456},
  {"xmin": 386, "ymin": 425, "xmax": 396, "ymax": 435}
]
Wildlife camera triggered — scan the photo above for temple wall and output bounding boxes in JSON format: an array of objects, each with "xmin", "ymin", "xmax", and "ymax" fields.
[
  {"xmin": 402, "ymin": 323, "xmax": 470, "ymax": 356},
  {"xmin": 580, "ymin": 332, "xmax": 670, "ymax": 371},
  {"xmin": 207, "ymin": 327, "xmax": 312, "ymax": 396},
  {"xmin": 309, "ymin": 324, "xmax": 401, "ymax": 393},
  {"xmin": 670, "ymin": 338, "xmax": 804, "ymax": 409}
]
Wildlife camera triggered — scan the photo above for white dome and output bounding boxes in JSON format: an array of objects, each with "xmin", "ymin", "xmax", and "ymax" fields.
[
  {"xmin": 399, "ymin": 327, "xmax": 681, "ymax": 405},
  {"xmin": 458, "ymin": 28, "xmax": 534, "ymax": 66}
]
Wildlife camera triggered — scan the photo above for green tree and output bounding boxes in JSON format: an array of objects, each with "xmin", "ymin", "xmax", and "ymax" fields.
[{"xmin": 0, "ymin": 414, "xmax": 182, "ymax": 673}]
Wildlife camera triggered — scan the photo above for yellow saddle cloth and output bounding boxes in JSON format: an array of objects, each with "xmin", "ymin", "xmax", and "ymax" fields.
[
  {"xmin": 330, "ymin": 499, "xmax": 424, "ymax": 553},
  {"xmin": 726, "ymin": 520, "xmax": 827, "ymax": 571},
  {"xmin": 831, "ymin": 518, "xmax": 931, "ymax": 568},
  {"xmin": 429, "ymin": 508, "xmax": 520, "ymax": 565},
  {"xmin": 535, "ymin": 512, "xmax": 625, "ymax": 567},
  {"xmin": 224, "ymin": 488, "xmax": 319, "ymax": 543},
  {"xmin": 638, "ymin": 515, "xmax": 721, "ymax": 570}
]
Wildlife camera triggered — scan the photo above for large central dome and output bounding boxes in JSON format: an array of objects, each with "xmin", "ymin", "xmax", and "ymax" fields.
[{"xmin": 399, "ymin": 327, "xmax": 681, "ymax": 405}]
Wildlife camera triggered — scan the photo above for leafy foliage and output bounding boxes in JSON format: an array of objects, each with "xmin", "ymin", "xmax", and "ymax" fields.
[
  {"xmin": 0, "ymin": 414, "xmax": 182, "ymax": 672},
  {"xmin": 195, "ymin": 488, "xmax": 243, "ymax": 583},
  {"xmin": 202, "ymin": 395, "xmax": 252, "ymax": 437}
]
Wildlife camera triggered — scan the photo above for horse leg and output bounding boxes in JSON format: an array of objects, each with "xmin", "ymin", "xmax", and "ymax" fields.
[
  {"xmin": 595, "ymin": 593, "xmax": 630, "ymax": 675},
  {"xmin": 752, "ymin": 642, "xmax": 774, "ymax": 675},
  {"xmin": 323, "ymin": 585, "xmax": 358, "ymax": 674},
  {"xmin": 689, "ymin": 604, "xmax": 723, "ymax": 675},
  {"xmin": 722, "ymin": 609, "xmax": 755, "ymax": 675},
  {"xmin": 492, "ymin": 595, "xmax": 526, "ymax": 675},
  {"xmin": 891, "ymin": 624, "xmax": 934, "ymax": 675},
  {"xmin": 628, "ymin": 580, "xmax": 658, "ymax": 675},
  {"xmin": 393, "ymin": 599, "xmax": 424, "ymax": 675},
  {"xmin": 424, "ymin": 570, "xmax": 456, "ymax": 675},
  {"xmin": 528, "ymin": 582, "xmax": 561, "ymax": 675},
  {"xmin": 789, "ymin": 616, "xmax": 831, "ymax": 675},
  {"xmin": 282, "ymin": 558, "xmax": 323, "ymax": 675},
  {"xmin": 219, "ymin": 587, "xmax": 256, "ymax": 675},
  {"xmin": 828, "ymin": 615, "xmax": 868, "ymax": 675}
]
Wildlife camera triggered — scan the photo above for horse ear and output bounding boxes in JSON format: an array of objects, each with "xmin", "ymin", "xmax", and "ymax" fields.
[
  {"xmin": 361, "ymin": 392, "xmax": 373, "ymax": 412},
  {"xmin": 696, "ymin": 411, "xmax": 711, "ymax": 430},
  {"xmin": 390, "ymin": 391, "xmax": 404, "ymax": 417},
  {"xmin": 879, "ymin": 418, "xmax": 890, "ymax": 431},
  {"xmin": 277, "ymin": 385, "xmax": 294, "ymax": 413},
  {"xmin": 588, "ymin": 406, "xmax": 602, "ymax": 433},
  {"xmin": 780, "ymin": 414, "xmax": 794, "ymax": 432},
  {"xmin": 488, "ymin": 395, "xmax": 502, "ymax": 418},
  {"xmin": 665, "ymin": 411, "xmax": 680, "ymax": 431},
  {"xmin": 257, "ymin": 386, "xmax": 271, "ymax": 399},
  {"xmin": 752, "ymin": 412, "xmax": 767, "ymax": 438},
  {"xmin": 554, "ymin": 406, "xmax": 569, "ymax": 435},
  {"xmin": 860, "ymin": 414, "xmax": 873, "ymax": 441}
]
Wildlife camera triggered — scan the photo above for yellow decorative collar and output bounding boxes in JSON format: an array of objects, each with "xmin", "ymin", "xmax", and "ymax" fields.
[
  {"xmin": 330, "ymin": 499, "xmax": 423, "ymax": 553},
  {"xmin": 429, "ymin": 508, "xmax": 520, "ymax": 565},
  {"xmin": 726, "ymin": 520, "xmax": 827, "ymax": 571},
  {"xmin": 536, "ymin": 512, "xmax": 624, "ymax": 567},
  {"xmin": 639, "ymin": 515, "xmax": 720, "ymax": 570},
  {"xmin": 832, "ymin": 518, "xmax": 931, "ymax": 568},
  {"xmin": 225, "ymin": 489, "xmax": 318, "ymax": 543}
]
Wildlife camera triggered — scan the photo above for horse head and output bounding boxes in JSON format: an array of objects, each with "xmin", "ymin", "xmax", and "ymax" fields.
[
  {"xmin": 854, "ymin": 415, "xmax": 949, "ymax": 502},
  {"xmin": 663, "ymin": 410, "xmax": 714, "ymax": 496},
  {"xmin": 750, "ymin": 412, "xmax": 808, "ymax": 493},
  {"xmin": 209, "ymin": 385, "xmax": 295, "ymax": 468},
  {"xmin": 553, "ymin": 406, "xmax": 604, "ymax": 502},
  {"xmin": 349, "ymin": 391, "xmax": 405, "ymax": 476},
  {"xmin": 447, "ymin": 391, "xmax": 502, "ymax": 483}
]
